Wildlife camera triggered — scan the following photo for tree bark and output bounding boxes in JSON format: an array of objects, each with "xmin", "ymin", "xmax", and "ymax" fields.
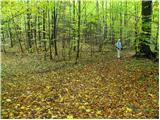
[
  {"xmin": 73, "ymin": 0, "xmax": 76, "ymax": 51},
  {"xmin": 12, "ymin": 19, "xmax": 24, "ymax": 53},
  {"xmin": 38, "ymin": 7, "xmax": 41, "ymax": 48},
  {"xmin": 48, "ymin": 1, "xmax": 53, "ymax": 60},
  {"xmin": 1, "ymin": 27, "xmax": 6, "ymax": 53},
  {"xmin": 53, "ymin": 3, "xmax": 58, "ymax": 56},
  {"xmin": 103, "ymin": 1, "xmax": 107, "ymax": 45},
  {"xmin": 68, "ymin": 0, "xmax": 72, "ymax": 60},
  {"xmin": 76, "ymin": 0, "xmax": 81, "ymax": 63},
  {"xmin": 34, "ymin": 16, "xmax": 38, "ymax": 53},
  {"xmin": 136, "ymin": 0, "xmax": 156, "ymax": 59},
  {"xmin": 27, "ymin": 0, "xmax": 32, "ymax": 49},
  {"xmin": 134, "ymin": 3, "xmax": 138, "ymax": 54},
  {"xmin": 155, "ymin": 15, "xmax": 159, "ymax": 51},
  {"xmin": 7, "ymin": 22, "xmax": 13, "ymax": 48},
  {"xmin": 42, "ymin": 8, "xmax": 47, "ymax": 53},
  {"xmin": 120, "ymin": 1, "xmax": 123, "ymax": 43}
]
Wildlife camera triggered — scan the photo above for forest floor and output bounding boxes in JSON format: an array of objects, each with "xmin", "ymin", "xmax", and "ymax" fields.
[{"xmin": 1, "ymin": 50, "xmax": 159, "ymax": 119}]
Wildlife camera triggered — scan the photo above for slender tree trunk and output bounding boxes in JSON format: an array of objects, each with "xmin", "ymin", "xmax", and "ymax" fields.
[
  {"xmin": 12, "ymin": 19, "xmax": 23, "ymax": 53},
  {"xmin": 90, "ymin": 24, "xmax": 93, "ymax": 57},
  {"xmin": 42, "ymin": 9, "xmax": 47, "ymax": 52},
  {"xmin": 38, "ymin": 7, "xmax": 41, "ymax": 48},
  {"xmin": 7, "ymin": 22, "xmax": 13, "ymax": 48},
  {"xmin": 120, "ymin": 1, "xmax": 123, "ymax": 43},
  {"xmin": 24, "ymin": 14, "xmax": 28, "ymax": 49},
  {"xmin": 134, "ymin": 2, "xmax": 138, "ymax": 54},
  {"xmin": 68, "ymin": 0, "xmax": 72, "ymax": 60},
  {"xmin": 84, "ymin": 1, "xmax": 87, "ymax": 43},
  {"xmin": 53, "ymin": 3, "xmax": 58, "ymax": 56},
  {"xmin": 76, "ymin": 0, "xmax": 81, "ymax": 63},
  {"xmin": 62, "ymin": 1, "xmax": 66, "ymax": 60},
  {"xmin": 1, "ymin": 28, "xmax": 6, "ymax": 53},
  {"xmin": 110, "ymin": 0, "xmax": 112, "ymax": 44},
  {"xmin": 48, "ymin": 2, "xmax": 53, "ymax": 60},
  {"xmin": 96, "ymin": 0, "xmax": 101, "ymax": 51},
  {"xmin": 73, "ymin": 0, "xmax": 76, "ymax": 51},
  {"xmin": 30, "ymin": 15, "xmax": 33, "ymax": 41},
  {"xmin": 111, "ymin": 1, "xmax": 115, "ymax": 44},
  {"xmin": 34, "ymin": 16, "xmax": 38, "ymax": 53},
  {"xmin": 103, "ymin": 1, "xmax": 107, "ymax": 45},
  {"xmin": 98, "ymin": 1, "xmax": 103, "ymax": 52},
  {"xmin": 124, "ymin": 1, "xmax": 128, "ymax": 46},
  {"xmin": 43, "ymin": 10, "xmax": 46, "ymax": 40},
  {"xmin": 27, "ymin": 0, "xmax": 32, "ymax": 49}
]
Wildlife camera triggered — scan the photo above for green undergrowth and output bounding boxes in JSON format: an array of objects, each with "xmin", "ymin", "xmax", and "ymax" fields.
[{"xmin": 1, "ymin": 49, "xmax": 116, "ymax": 78}]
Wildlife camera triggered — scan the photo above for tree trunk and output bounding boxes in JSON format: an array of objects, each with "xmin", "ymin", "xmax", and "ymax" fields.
[
  {"xmin": 42, "ymin": 9, "xmax": 47, "ymax": 52},
  {"xmin": 38, "ymin": 7, "xmax": 41, "ymax": 48},
  {"xmin": 7, "ymin": 22, "xmax": 13, "ymax": 48},
  {"xmin": 134, "ymin": 2, "xmax": 138, "ymax": 54},
  {"xmin": 137, "ymin": 0, "xmax": 156, "ymax": 59},
  {"xmin": 34, "ymin": 16, "xmax": 38, "ymax": 53},
  {"xmin": 96, "ymin": 0, "xmax": 101, "ymax": 52},
  {"xmin": 68, "ymin": 0, "xmax": 72, "ymax": 60},
  {"xmin": 48, "ymin": 2, "xmax": 53, "ymax": 60},
  {"xmin": 120, "ymin": 1, "xmax": 123, "ymax": 43},
  {"xmin": 110, "ymin": 0, "xmax": 113, "ymax": 44},
  {"xmin": 53, "ymin": 4, "xmax": 58, "ymax": 56},
  {"xmin": 124, "ymin": 1, "xmax": 128, "ymax": 47},
  {"xmin": 155, "ymin": 16, "xmax": 159, "ymax": 51},
  {"xmin": 76, "ymin": 0, "xmax": 81, "ymax": 63},
  {"xmin": 111, "ymin": 1, "xmax": 115, "ymax": 45},
  {"xmin": 62, "ymin": 1, "xmax": 66, "ymax": 60},
  {"xmin": 24, "ymin": 14, "xmax": 28, "ymax": 49},
  {"xmin": 73, "ymin": 0, "xmax": 76, "ymax": 51},
  {"xmin": 27, "ymin": 0, "xmax": 32, "ymax": 49},
  {"xmin": 12, "ymin": 19, "xmax": 23, "ymax": 53},
  {"xmin": 110, "ymin": 1, "xmax": 111, "ymax": 42},
  {"xmin": 103, "ymin": 1, "xmax": 107, "ymax": 45},
  {"xmin": 1, "ymin": 28, "xmax": 6, "ymax": 53}
]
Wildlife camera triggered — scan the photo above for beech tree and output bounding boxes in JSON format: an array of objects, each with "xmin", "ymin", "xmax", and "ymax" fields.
[{"xmin": 137, "ymin": 0, "xmax": 157, "ymax": 59}]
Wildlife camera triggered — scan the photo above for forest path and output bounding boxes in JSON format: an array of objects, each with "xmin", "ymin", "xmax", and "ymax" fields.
[{"xmin": 1, "ymin": 51, "xmax": 159, "ymax": 119}]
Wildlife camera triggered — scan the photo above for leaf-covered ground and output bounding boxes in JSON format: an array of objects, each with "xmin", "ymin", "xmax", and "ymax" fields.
[{"xmin": 1, "ymin": 51, "xmax": 159, "ymax": 119}]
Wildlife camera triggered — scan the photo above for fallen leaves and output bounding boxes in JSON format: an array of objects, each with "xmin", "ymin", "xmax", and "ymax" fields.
[
  {"xmin": 96, "ymin": 110, "xmax": 102, "ymax": 115},
  {"xmin": 67, "ymin": 114, "xmax": 74, "ymax": 119},
  {"xmin": 1, "ymin": 55, "xmax": 159, "ymax": 119},
  {"xmin": 123, "ymin": 107, "xmax": 133, "ymax": 113},
  {"xmin": 79, "ymin": 105, "xmax": 85, "ymax": 110},
  {"xmin": 86, "ymin": 109, "xmax": 91, "ymax": 113},
  {"xmin": 6, "ymin": 99, "xmax": 12, "ymax": 102}
]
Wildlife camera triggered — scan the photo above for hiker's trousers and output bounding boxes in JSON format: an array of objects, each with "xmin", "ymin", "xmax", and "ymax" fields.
[{"xmin": 117, "ymin": 48, "xmax": 121, "ymax": 58}]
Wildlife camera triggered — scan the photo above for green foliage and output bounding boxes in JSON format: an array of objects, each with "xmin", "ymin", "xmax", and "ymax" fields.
[
  {"xmin": 144, "ymin": 108, "xmax": 155, "ymax": 113},
  {"xmin": 28, "ymin": 48, "xmax": 33, "ymax": 53},
  {"xmin": 0, "ymin": 0, "xmax": 159, "ymax": 60}
]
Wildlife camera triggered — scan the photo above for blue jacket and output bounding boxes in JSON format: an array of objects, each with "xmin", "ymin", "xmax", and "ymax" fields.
[{"xmin": 115, "ymin": 41, "xmax": 122, "ymax": 49}]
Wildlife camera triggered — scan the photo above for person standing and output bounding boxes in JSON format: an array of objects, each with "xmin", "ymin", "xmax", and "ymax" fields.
[{"xmin": 115, "ymin": 39, "xmax": 122, "ymax": 58}]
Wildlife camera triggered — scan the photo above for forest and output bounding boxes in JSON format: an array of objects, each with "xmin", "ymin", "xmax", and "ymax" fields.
[{"xmin": 1, "ymin": 0, "xmax": 159, "ymax": 119}]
